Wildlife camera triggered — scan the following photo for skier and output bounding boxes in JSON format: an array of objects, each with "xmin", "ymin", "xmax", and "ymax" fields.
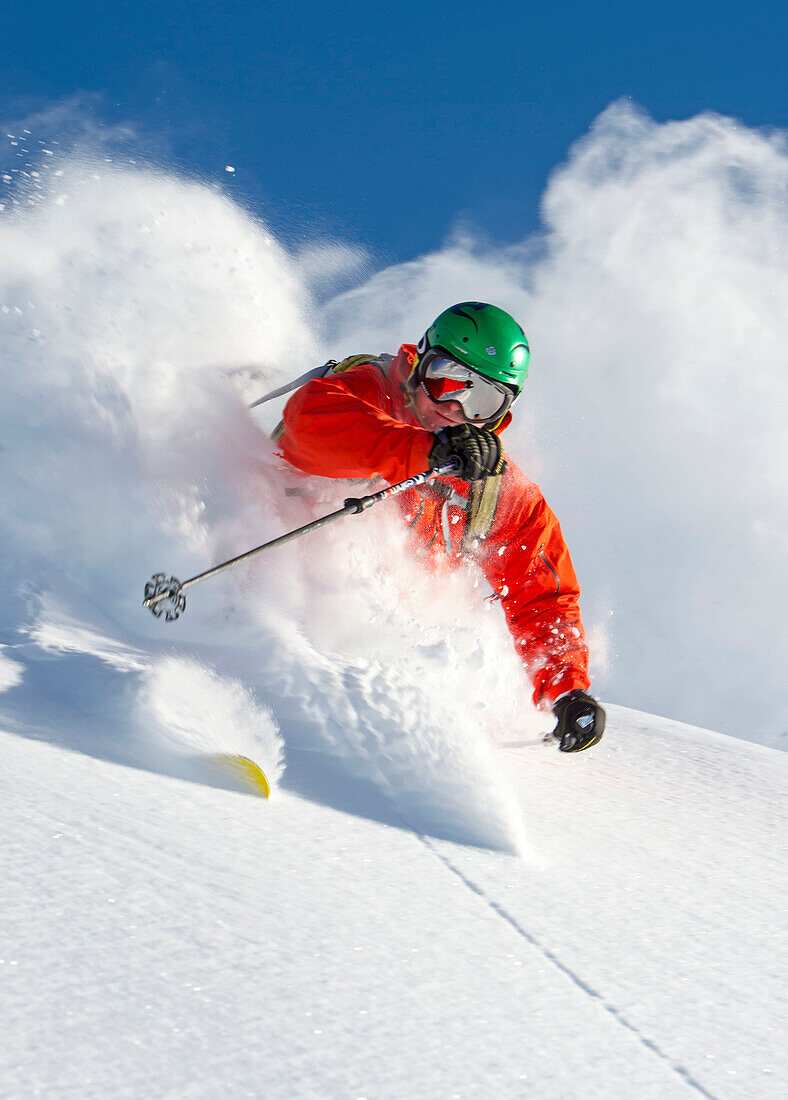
[{"xmin": 278, "ymin": 302, "xmax": 605, "ymax": 752}]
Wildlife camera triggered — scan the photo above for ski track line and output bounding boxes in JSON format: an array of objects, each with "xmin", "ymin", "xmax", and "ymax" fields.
[{"xmin": 418, "ymin": 835, "xmax": 719, "ymax": 1100}]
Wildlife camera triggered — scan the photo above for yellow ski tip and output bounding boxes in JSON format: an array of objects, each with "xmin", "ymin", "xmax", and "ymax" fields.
[{"xmin": 214, "ymin": 753, "xmax": 271, "ymax": 798}]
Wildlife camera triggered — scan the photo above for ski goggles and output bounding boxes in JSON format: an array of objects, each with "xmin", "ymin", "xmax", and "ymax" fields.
[{"xmin": 418, "ymin": 349, "xmax": 517, "ymax": 424}]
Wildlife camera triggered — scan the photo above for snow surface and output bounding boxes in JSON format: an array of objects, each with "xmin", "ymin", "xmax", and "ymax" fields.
[{"xmin": 2, "ymin": 706, "xmax": 786, "ymax": 1099}]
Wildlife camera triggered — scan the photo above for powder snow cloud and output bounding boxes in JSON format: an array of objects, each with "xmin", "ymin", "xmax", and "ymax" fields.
[{"xmin": 1, "ymin": 98, "xmax": 786, "ymax": 749}]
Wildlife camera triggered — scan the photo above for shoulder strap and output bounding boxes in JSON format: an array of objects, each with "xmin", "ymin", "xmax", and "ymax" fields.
[
  {"xmin": 460, "ymin": 474, "xmax": 502, "ymax": 551},
  {"xmin": 267, "ymin": 354, "xmax": 392, "ymax": 442},
  {"xmin": 331, "ymin": 353, "xmax": 393, "ymax": 378},
  {"xmin": 249, "ymin": 360, "xmax": 337, "ymax": 410}
]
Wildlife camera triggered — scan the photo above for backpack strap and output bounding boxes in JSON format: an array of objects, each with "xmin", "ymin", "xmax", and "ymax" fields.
[
  {"xmin": 249, "ymin": 360, "xmax": 338, "ymax": 410},
  {"xmin": 460, "ymin": 474, "xmax": 502, "ymax": 551},
  {"xmin": 331, "ymin": 353, "xmax": 393, "ymax": 378},
  {"xmin": 268, "ymin": 354, "xmax": 393, "ymax": 442}
]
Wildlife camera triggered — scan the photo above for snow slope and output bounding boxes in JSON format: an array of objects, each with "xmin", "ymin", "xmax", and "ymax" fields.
[{"xmin": 2, "ymin": 704, "xmax": 786, "ymax": 1099}]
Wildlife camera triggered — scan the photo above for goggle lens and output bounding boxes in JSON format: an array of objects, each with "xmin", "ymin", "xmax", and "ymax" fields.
[
  {"xmin": 421, "ymin": 353, "xmax": 512, "ymax": 422},
  {"xmin": 423, "ymin": 374, "xmax": 469, "ymax": 401}
]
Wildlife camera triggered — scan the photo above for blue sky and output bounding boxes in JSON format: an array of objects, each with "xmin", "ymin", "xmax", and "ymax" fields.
[{"xmin": 3, "ymin": 0, "xmax": 785, "ymax": 262}]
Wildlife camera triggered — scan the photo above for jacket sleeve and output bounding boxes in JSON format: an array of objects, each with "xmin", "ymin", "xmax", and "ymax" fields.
[
  {"xmin": 480, "ymin": 464, "xmax": 591, "ymax": 709},
  {"xmin": 280, "ymin": 365, "xmax": 433, "ymax": 483}
]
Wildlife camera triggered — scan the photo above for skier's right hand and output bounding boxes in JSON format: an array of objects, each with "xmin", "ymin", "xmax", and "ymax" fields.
[
  {"xmin": 428, "ymin": 424, "xmax": 506, "ymax": 481},
  {"xmin": 551, "ymin": 690, "xmax": 606, "ymax": 752}
]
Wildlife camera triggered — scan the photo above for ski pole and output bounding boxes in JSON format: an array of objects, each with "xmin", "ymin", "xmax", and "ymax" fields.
[
  {"xmin": 142, "ymin": 461, "xmax": 459, "ymax": 621},
  {"xmin": 501, "ymin": 735, "xmax": 559, "ymax": 749}
]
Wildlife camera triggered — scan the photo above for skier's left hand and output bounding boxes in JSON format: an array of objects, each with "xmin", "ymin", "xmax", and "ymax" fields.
[
  {"xmin": 552, "ymin": 690, "xmax": 606, "ymax": 752},
  {"xmin": 428, "ymin": 424, "xmax": 506, "ymax": 481}
]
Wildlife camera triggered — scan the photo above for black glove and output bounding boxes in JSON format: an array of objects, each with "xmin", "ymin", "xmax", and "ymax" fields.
[
  {"xmin": 551, "ymin": 690, "xmax": 606, "ymax": 752},
  {"xmin": 428, "ymin": 424, "xmax": 506, "ymax": 480}
]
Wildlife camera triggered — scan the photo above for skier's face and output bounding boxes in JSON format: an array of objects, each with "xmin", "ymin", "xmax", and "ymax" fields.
[{"xmin": 409, "ymin": 348, "xmax": 516, "ymax": 431}]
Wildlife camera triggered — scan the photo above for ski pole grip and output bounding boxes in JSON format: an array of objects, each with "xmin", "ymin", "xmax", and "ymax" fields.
[{"xmin": 435, "ymin": 459, "xmax": 461, "ymax": 476}]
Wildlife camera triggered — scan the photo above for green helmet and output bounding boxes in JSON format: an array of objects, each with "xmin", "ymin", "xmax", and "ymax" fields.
[{"xmin": 418, "ymin": 302, "xmax": 530, "ymax": 393}]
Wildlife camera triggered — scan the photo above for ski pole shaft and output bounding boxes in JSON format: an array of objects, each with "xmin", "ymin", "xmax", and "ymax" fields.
[
  {"xmin": 501, "ymin": 735, "xmax": 558, "ymax": 749},
  {"xmin": 143, "ymin": 461, "xmax": 459, "ymax": 619}
]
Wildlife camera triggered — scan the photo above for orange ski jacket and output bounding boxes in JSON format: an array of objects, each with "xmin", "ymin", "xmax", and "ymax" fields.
[{"xmin": 280, "ymin": 345, "xmax": 590, "ymax": 709}]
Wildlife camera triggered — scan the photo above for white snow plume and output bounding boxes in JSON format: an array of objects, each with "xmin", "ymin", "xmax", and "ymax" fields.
[
  {"xmin": 138, "ymin": 655, "xmax": 284, "ymax": 785},
  {"xmin": 242, "ymin": 494, "xmax": 536, "ymax": 853},
  {"xmin": 27, "ymin": 594, "xmax": 149, "ymax": 672},
  {"xmin": 0, "ymin": 128, "xmax": 531, "ymax": 850},
  {"xmin": 18, "ymin": 594, "xmax": 286, "ymax": 790},
  {"xmin": 321, "ymin": 102, "xmax": 788, "ymax": 744},
  {"xmin": 0, "ymin": 148, "xmax": 315, "ymax": 621}
]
